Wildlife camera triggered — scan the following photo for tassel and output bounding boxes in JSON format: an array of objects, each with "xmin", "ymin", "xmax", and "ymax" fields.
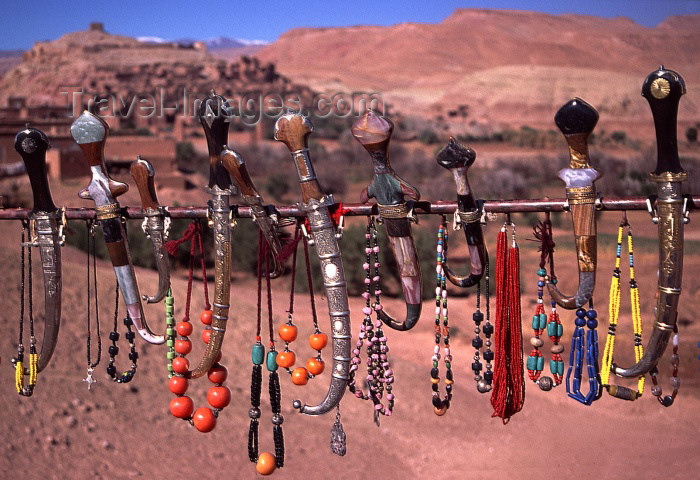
[{"xmin": 491, "ymin": 224, "xmax": 525, "ymax": 423}]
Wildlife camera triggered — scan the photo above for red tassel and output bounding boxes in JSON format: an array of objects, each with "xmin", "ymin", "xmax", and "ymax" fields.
[
  {"xmin": 164, "ymin": 221, "xmax": 197, "ymax": 257},
  {"xmin": 491, "ymin": 226, "xmax": 525, "ymax": 424}
]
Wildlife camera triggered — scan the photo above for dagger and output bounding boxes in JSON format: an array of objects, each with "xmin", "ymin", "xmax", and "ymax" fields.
[
  {"xmin": 130, "ymin": 156, "xmax": 171, "ymax": 303},
  {"xmin": 436, "ymin": 137, "xmax": 487, "ymax": 288},
  {"xmin": 274, "ymin": 112, "xmax": 351, "ymax": 416},
  {"xmin": 546, "ymin": 98, "xmax": 601, "ymax": 309},
  {"xmin": 220, "ymin": 143, "xmax": 284, "ymax": 278},
  {"xmin": 614, "ymin": 66, "xmax": 688, "ymax": 381},
  {"xmin": 352, "ymin": 110, "xmax": 422, "ymax": 331},
  {"xmin": 15, "ymin": 127, "xmax": 64, "ymax": 374},
  {"xmin": 70, "ymin": 111, "xmax": 165, "ymax": 345},
  {"xmin": 190, "ymin": 91, "xmax": 235, "ymax": 379}
]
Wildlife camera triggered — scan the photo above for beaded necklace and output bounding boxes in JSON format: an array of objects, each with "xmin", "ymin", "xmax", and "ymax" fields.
[
  {"xmin": 13, "ymin": 222, "xmax": 38, "ymax": 397},
  {"xmin": 650, "ymin": 325, "xmax": 680, "ymax": 407},
  {"xmin": 106, "ymin": 284, "xmax": 138, "ymax": 383},
  {"xmin": 491, "ymin": 221, "xmax": 525, "ymax": 423},
  {"xmin": 348, "ymin": 216, "xmax": 395, "ymax": 425},
  {"xmin": 83, "ymin": 220, "xmax": 102, "ymax": 390},
  {"xmin": 431, "ymin": 216, "xmax": 453, "ymax": 415},
  {"xmin": 601, "ymin": 216, "xmax": 645, "ymax": 400},
  {"xmin": 277, "ymin": 225, "xmax": 328, "ymax": 385},
  {"xmin": 527, "ymin": 216, "xmax": 564, "ymax": 391},
  {"xmin": 471, "ymin": 261, "xmax": 493, "ymax": 393},
  {"xmin": 167, "ymin": 220, "xmax": 231, "ymax": 432},
  {"xmin": 249, "ymin": 230, "xmax": 285, "ymax": 476},
  {"xmin": 566, "ymin": 299, "xmax": 602, "ymax": 405}
]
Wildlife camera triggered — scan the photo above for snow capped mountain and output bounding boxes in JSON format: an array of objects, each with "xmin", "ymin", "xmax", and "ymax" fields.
[
  {"xmin": 204, "ymin": 36, "xmax": 269, "ymax": 49},
  {"xmin": 136, "ymin": 36, "xmax": 169, "ymax": 44},
  {"xmin": 136, "ymin": 35, "xmax": 269, "ymax": 49}
]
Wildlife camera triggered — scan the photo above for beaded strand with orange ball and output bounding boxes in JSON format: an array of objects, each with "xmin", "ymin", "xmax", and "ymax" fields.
[
  {"xmin": 248, "ymin": 230, "xmax": 285, "ymax": 476},
  {"xmin": 277, "ymin": 224, "xmax": 329, "ymax": 386},
  {"xmin": 164, "ymin": 220, "xmax": 231, "ymax": 432}
]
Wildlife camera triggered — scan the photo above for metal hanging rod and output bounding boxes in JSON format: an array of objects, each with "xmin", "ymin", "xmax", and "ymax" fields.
[{"xmin": 0, "ymin": 195, "xmax": 697, "ymax": 220}]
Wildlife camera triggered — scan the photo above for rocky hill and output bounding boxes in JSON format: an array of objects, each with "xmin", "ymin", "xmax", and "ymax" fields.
[
  {"xmin": 0, "ymin": 25, "xmax": 311, "ymax": 112},
  {"xmin": 255, "ymin": 9, "xmax": 700, "ymax": 133}
]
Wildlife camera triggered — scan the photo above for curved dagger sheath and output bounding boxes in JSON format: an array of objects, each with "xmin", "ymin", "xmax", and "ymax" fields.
[
  {"xmin": 614, "ymin": 67, "xmax": 687, "ymax": 378},
  {"xmin": 352, "ymin": 110, "xmax": 422, "ymax": 331},
  {"xmin": 436, "ymin": 137, "xmax": 487, "ymax": 288},
  {"xmin": 220, "ymin": 147, "xmax": 284, "ymax": 278},
  {"xmin": 274, "ymin": 112, "xmax": 351, "ymax": 416},
  {"xmin": 130, "ymin": 156, "xmax": 170, "ymax": 303},
  {"xmin": 71, "ymin": 112, "xmax": 165, "ymax": 345},
  {"xmin": 189, "ymin": 92, "xmax": 236, "ymax": 379},
  {"xmin": 15, "ymin": 127, "xmax": 63, "ymax": 373},
  {"xmin": 546, "ymin": 98, "xmax": 601, "ymax": 309}
]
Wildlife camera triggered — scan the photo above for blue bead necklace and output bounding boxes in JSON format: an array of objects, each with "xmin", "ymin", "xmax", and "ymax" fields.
[{"xmin": 565, "ymin": 300, "xmax": 602, "ymax": 405}]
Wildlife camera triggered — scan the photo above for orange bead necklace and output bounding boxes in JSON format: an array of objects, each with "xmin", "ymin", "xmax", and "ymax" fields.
[
  {"xmin": 166, "ymin": 220, "xmax": 231, "ymax": 432},
  {"xmin": 277, "ymin": 225, "xmax": 328, "ymax": 385}
]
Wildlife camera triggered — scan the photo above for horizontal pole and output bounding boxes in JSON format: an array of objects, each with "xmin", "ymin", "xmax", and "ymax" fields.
[{"xmin": 0, "ymin": 195, "xmax": 697, "ymax": 220}]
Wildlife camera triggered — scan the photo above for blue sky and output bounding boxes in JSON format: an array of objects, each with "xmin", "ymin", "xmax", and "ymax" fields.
[{"xmin": 1, "ymin": 0, "xmax": 698, "ymax": 49}]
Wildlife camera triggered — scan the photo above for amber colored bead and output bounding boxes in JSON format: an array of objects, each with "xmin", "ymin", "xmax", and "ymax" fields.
[
  {"xmin": 174, "ymin": 339, "xmax": 192, "ymax": 355},
  {"xmin": 208, "ymin": 364, "xmax": 228, "ymax": 384},
  {"xmin": 176, "ymin": 321, "xmax": 193, "ymax": 337},
  {"xmin": 201, "ymin": 329, "xmax": 212, "ymax": 345},
  {"xmin": 434, "ymin": 405, "xmax": 448, "ymax": 416},
  {"xmin": 200, "ymin": 310, "xmax": 213, "ymax": 325},
  {"xmin": 278, "ymin": 324, "xmax": 298, "ymax": 343},
  {"xmin": 169, "ymin": 395, "xmax": 194, "ymax": 419},
  {"xmin": 171, "ymin": 356, "xmax": 190, "ymax": 374},
  {"xmin": 168, "ymin": 376, "xmax": 189, "ymax": 395},
  {"xmin": 306, "ymin": 357, "xmax": 325, "ymax": 376},
  {"xmin": 276, "ymin": 351, "xmax": 296, "ymax": 368},
  {"xmin": 291, "ymin": 367, "xmax": 309, "ymax": 385},
  {"xmin": 309, "ymin": 333, "xmax": 328, "ymax": 350},
  {"xmin": 207, "ymin": 386, "xmax": 231, "ymax": 409},
  {"xmin": 256, "ymin": 452, "xmax": 277, "ymax": 475},
  {"xmin": 192, "ymin": 407, "xmax": 217, "ymax": 432}
]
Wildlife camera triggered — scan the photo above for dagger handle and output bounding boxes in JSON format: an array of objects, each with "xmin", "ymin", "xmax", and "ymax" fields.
[
  {"xmin": 351, "ymin": 109, "xmax": 393, "ymax": 163},
  {"xmin": 642, "ymin": 67, "xmax": 687, "ymax": 175},
  {"xmin": 198, "ymin": 92, "xmax": 234, "ymax": 190},
  {"xmin": 15, "ymin": 128, "xmax": 56, "ymax": 213},
  {"xmin": 220, "ymin": 149, "xmax": 260, "ymax": 198},
  {"xmin": 71, "ymin": 112, "xmax": 128, "ymax": 199},
  {"xmin": 130, "ymin": 156, "xmax": 160, "ymax": 211},
  {"xmin": 274, "ymin": 113, "xmax": 326, "ymax": 203},
  {"xmin": 555, "ymin": 98, "xmax": 599, "ymax": 169},
  {"xmin": 436, "ymin": 137, "xmax": 477, "ymax": 209}
]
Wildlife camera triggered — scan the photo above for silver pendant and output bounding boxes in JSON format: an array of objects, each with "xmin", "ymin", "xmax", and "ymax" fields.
[{"xmin": 330, "ymin": 410, "xmax": 346, "ymax": 456}]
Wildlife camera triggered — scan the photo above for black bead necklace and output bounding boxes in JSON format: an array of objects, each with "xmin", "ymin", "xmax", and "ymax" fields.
[
  {"xmin": 471, "ymin": 261, "xmax": 494, "ymax": 393},
  {"xmin": 106, "ymin": 284, "xmax": 138, "ymax": 383}
]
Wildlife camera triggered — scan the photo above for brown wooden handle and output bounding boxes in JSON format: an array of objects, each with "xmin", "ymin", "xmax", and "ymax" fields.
[
  {"xmin": 220, "ymin": 149, "xmax": 259, "ymax": 198},
  {"xmin": 274, "ymin": 113, "xmax": 312, "ymax": 151},
  {"xmin": 198, "ymin": 92, "xmax": 233, "ymax": 190},
  {"xmin": 274, "ymin": 113, "xmax": 326, "ymax": 203},
  {"xmin": 130, "ymin": 156, "xmax": 160, "ymax": 211}
]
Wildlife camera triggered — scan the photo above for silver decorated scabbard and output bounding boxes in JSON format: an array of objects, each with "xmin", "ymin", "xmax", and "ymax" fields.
[
  {"xmin": 275, "ymin": 112, "xmax": 351, "ymax": 416},
  {"xmin": 130, "ymin": 156, "xmax": 170, "ymax": 304},
  {"xmin": 15, "ymin": 127, "xmax": 64, "ymax": 374}
]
